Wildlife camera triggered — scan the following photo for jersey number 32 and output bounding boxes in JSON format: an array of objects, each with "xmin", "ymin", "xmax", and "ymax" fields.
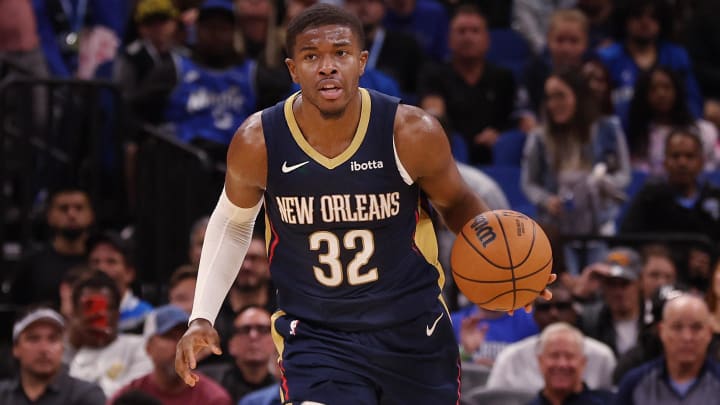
[{"xmin": 309, "ymin": 230, "xmax": 378, "ymax": 287}]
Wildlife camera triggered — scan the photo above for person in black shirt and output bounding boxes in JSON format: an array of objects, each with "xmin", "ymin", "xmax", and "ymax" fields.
[
  {"xmin": 418, "ymin": 5, "xmax": 516, "ymax": 165},
  {"xmin": 12, "ymin": 187, "xmax": 95, "ymax": 308},
  {"xmin": 0, "ymin": 307, "xmax": 105, "ymax": 405}
]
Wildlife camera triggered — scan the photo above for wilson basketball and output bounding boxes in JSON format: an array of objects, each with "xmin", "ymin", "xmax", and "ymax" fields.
[{"xmin": 451, "ymin": 210, "xmax": 553, "ymax": 311}]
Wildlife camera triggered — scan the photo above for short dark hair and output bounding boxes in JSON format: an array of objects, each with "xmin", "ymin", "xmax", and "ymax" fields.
[
  {"xmin": 285, "ymin": 3, "xmax": 365, "ymax": 56},
  {"xmin": 86, "ymin": 231, "xmax": 134, "ymax": 267},
  {"xmin": 451, "ymin": 4, "xmax": 487, "ymax": 24},
  {"xmin": 71, "ymin": 270, "xmax": 122, "ymax": 311},
  {"xmin": 169, "ymin": 264, "xmax": 198, "ymax": 290},
  {"xmin": 664, "ymin": 127, "xmax": 703, "ymax": 154},
  {"xmin": 47, "ymin": 186, "xmax": 91, "ymax": 210}
]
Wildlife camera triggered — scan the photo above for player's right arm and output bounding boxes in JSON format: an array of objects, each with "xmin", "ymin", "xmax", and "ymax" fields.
[{"xmin": 175, "ymin": 112, "xmax": 267, "ymax": 387}]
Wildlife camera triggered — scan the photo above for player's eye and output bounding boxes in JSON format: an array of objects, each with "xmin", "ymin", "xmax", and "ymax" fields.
[
  {"xmin": 336, "ymin": 50, "xmax": 348, "ymax": 57},
  {"xmin": 304, "ymin": 54, "xmax": 317, "ymax": 61}
]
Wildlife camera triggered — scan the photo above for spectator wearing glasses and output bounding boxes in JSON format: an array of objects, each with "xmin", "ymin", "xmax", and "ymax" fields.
[
  {"xmin": 110, "ymin": 305, "xmax": 231, "ymax": 405},
  {"xmin": 199, "ymin": 305, "xmax": 276, "ymax": 403},
  {"xmin": 486, "ymin": 284, "xmax": 616, "ymax": 391}
]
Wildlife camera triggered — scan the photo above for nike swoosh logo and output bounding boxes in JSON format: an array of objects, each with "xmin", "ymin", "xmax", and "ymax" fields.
[
  {"xmin": 281, "ymin": 160, "xmax": 310, "ymax": 173},
  {"xmin": 426, "ymin": 313, "xmax": 444, "ymax": 336}
]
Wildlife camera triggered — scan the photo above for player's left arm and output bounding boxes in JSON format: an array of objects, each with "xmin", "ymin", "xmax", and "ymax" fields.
[
  {"xmin": 394, "ymin": 105, "xmax": 555, "ymax": 307},
  {"xmin": 393, "ymin": 104, "xmax": 488, "ymax": 233}
]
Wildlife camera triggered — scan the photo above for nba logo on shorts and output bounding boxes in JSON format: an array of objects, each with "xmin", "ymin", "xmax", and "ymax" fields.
[{"xmin": 290, "ymin": 319, "xmax": 299, "ymax": 336}]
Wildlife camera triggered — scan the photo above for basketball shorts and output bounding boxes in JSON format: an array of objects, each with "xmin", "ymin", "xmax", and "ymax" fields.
[{"xmin": 271, "ymin": 300, "xmax": 461, "ymax": 405}]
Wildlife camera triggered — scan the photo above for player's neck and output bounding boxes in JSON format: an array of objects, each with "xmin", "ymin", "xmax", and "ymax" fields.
[{"xmin": 294, "ymin": 91, "xmax": 362, "ymax": 153}]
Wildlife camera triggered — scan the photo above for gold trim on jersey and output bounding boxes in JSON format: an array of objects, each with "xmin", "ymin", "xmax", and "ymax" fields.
[
  {"xmin": 283, "ymin": 88, "xmax": 371, "ymax": 169},
  {"xmin": 413, "ymin": 200, "xmax": 451, "ymax": 316},
  {"xmin": 270, "ymin": 309, "xmax": 287, "ymax": 404}
]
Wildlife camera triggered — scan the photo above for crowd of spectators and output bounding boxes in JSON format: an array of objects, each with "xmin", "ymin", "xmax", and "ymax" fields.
[{"xmin": 3, "ymin": 0, "xmax": 720, "ymax": 404}]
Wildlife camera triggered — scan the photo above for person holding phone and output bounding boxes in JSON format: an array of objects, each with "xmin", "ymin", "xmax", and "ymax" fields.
[{"xmin": 66, "ymin": 271, "xmax": 153, "ymax": 398}]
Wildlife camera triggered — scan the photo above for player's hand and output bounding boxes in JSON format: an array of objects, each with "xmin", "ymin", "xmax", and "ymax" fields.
[
  {"xmin": 508, "ymin": 273, "xmax": 557, "ymax": 315},
  {"xmin": 175, "ymin": 318, "xmax": 222, "ymax": 387}
]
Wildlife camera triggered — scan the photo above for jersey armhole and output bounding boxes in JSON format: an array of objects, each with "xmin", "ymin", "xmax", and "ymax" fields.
[{"xmin": 393, "ymin": 135, "xmax": 414, "ymax": 186}]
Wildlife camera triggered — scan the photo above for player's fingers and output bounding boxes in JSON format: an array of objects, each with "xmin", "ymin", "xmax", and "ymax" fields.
[
  {"xmin": 523, "ymin": 303, "xmax": 533, "ymax": 313},
  {"xmin": 540, "ymin": 288, "xmax": 553, "ymax": 301},
  {"xmin": 547, "ymin": 273, "xmax": 558, "ymax": 285},
  {"xmin": 175, "ymin": 343, "xmax": 197, "ymax": 387}
]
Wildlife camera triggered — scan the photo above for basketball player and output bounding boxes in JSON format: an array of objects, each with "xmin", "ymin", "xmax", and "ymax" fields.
[{"xmin": 176, "ymin": 4, "xmax": 554, "ymax": 403}]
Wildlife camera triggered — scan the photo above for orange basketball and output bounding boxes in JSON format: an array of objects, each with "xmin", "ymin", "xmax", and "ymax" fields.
[{"xmin": 451, "ymin": 210, "xmax": 553, "ymax": 312}]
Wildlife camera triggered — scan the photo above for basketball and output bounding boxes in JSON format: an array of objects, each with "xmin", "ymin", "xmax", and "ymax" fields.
[{"xmin": 451, "ymin": 210, "xmax": 553, "ymax": 312}]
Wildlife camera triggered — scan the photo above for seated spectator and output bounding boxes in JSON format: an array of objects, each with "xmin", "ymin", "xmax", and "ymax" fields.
[
  {"xmin": 686, "ymin": 1, "xmax": 720, "ymax": 132},
  {"xmin": 638, "ymin": 244, "xmax": 676, "ymax": 326},
  {"xmin": 581, "ymin": 58, "xmax": 616, "ymax": 118},
  {"xmin": 615, "ymin": 294, "xmax": 720, "ymax": 404},
  {"xmin": 620, "ymin": 129, "xmax": 720, "ymax": 245},
  {"xmin": 576, "ymin": 247, "xmax": 643, "ymax": 357},
  {"xmin": 110, "ymin": 305, "xmax": 232, "ymax": 405},
  {"xmin": 13, "ymin": 186, "xmax": 94, "ymax": 308},
  {"xmin": 612, "ymin": 284, "xmax": 685, "ymax": 384},
  {"xmin": 523, "ymin": 8, "xmax": 591, "ymax": 115},
  {"xmin": 627, "ymin": 66, "xmax": 719, "ymax": 174},
  {"xmin": 0, "ymin": 307, "xmax": 105, "ymax": 404},
  {"xmin": 528, "ymin": 322, "xmax": 615, "ymax": 405},
  {"xmin": 133, "ymin": 0, "xmax": 262, "ymax": 159},
  {"xmin": 521, "ymin": 69, "xmax": 630, "ymax": 274},
  {"xmin": 59, "ymin": 265, "xmax": 94, "ymax": 319},
  {"xmin": 487, "ymin": 285, "xmax": 616, "ymax": 391},
  {"xmin": 453, "ymin": 303, "xmax": 538, "ymax": 366},
  {"xmin": 88, "ymin": 232, "xmax": 153, "ymax": 333},
  {"xmin": 110, "ymin": 389, "xmax": 162, "ymax": 405},
  {"xmin": 115, "ymin": 0, "xmax": 184, "ymax": 102},
  {"xmin": 418, "ymin": 5, "xmax": 516, "ymax": 164},
  {"xmin": 143, "ymin": 264, "xmax": 197, "ymax": 336},
  {"xmin": 597, "ymin": 0, "xmax": 703, "ymax": 129},
  {"xmin": 199, "ymin": 306, "xmax": 276, "ymax": 403},
  {"xmin": 66, "ymin": 271, "xmax": 153, "ymax": 397},
  {"xmin": 511, "ymin": 0, "xmax": 576, "ymax": 56}
]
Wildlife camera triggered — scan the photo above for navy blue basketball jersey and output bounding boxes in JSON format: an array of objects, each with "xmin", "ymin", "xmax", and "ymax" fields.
[{"xmin": 261, "ymin": 88, "xmax": 445, "ymax": 330}]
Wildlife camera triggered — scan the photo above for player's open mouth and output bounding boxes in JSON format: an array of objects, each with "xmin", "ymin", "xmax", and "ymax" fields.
[{"xmin": 318, "ymin": 83, "xmax": 343, "ymax": 99}]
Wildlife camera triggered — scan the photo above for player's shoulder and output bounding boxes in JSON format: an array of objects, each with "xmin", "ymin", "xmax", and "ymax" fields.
[
  {"xmin": 230, "ymin": 111, "xmax": 265, "ymax": 145},
  {"xmin": 394, "ymin": 104, "xmax": 443, "ymax": 138}
]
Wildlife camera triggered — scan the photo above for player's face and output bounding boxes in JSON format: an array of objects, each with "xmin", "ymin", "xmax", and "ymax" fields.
[
  {"xmin": 537, "ymin": 332, "xmax": 586, "ymax": 393},
  {"xmin": 449, "ymin": 13, "xmax": 489, "ymax": 60},
  {"xmin": 286, "ymin": 24, "xmax": 368, "ymax": 118},
  {"xmin": 648, "ymin": 70, "xmax": 675, "ymax": 114},
  {"xmin": 544, "ymin": 76, "xmax": 576, "ymax": 125},
  {"xmin": 547, "ymin": 21, "xmax": 587, "ymax": 68},
  {"xmin": 664, "ymin": 134, "xmax": 703, "ymax": 187},
  {"xmin": 13, "ymin": 322, "xmax": 64, "ymax": 379}
]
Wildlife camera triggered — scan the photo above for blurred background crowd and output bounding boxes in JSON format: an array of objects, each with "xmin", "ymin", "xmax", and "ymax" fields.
[{"xmin": 3, "ymin": 0, "xmax": 720, "ymax": 404}]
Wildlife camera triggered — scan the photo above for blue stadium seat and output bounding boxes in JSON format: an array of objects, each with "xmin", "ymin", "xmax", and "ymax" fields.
[
  {"xmin": 486, "ymin": 29, "xmax": 531, "ymax": 82},
  {"xmin": 479, "ymin": 165, "xmax": 536, "ymax": 218},
  {"xmin": 492, "ymin": 129, "xmax": 526, "ymax": 166}
]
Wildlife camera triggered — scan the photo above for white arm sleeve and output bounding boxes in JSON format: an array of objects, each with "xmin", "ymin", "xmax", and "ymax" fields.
[{"xmin": 189, "ymin": 188, "xmax": 263, "ymax": 325}]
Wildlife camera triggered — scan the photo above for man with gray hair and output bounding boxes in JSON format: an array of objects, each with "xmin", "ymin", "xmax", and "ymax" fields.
[
  {"xmin": 615, "ymin": 294, "xmax": 720, "ymax": 404},
  {"xmin": 528, "ymin": 322, "xmax": 615, "ymax": 405}
]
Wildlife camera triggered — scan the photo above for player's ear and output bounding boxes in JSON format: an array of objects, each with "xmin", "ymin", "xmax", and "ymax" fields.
[
  {"xmin": 285, "ymin": 57, "xmax": 299, "ymax": 84},
  {"xmin": 359, "ymin": 50, "xmax": 368, "ymax": 76}
]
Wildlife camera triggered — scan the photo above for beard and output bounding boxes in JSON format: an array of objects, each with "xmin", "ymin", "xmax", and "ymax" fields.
[
  {"xmin": 55, "ymin": 226, "xmax": 86, "ymax": 241},
  {"xmin": 629, "ymin": 35, "xmax": 655, "ymax": 48},
  {"xmin": 234, "ymin": 277, "xmax": 268, "ymax": 293}
]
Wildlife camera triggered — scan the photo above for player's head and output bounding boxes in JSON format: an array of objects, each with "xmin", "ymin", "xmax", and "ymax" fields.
[{"xmin": 284, "ymin": 3, "xmax": 368, "ymax": 119}]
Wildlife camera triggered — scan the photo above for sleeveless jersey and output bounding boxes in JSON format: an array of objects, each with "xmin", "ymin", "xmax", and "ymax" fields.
[
  {"xmin": 166, "ymin": 55, "xmax": 256, "ymax": 145},
  {"xmin": 261, "ymin": 88, "xmax": 444, "ymax": 331}
]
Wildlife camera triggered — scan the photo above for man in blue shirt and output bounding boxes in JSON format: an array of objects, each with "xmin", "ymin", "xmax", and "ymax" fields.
[{"xmin": 597, "ymin": 0, "xmax": 702, "ymax": 129}]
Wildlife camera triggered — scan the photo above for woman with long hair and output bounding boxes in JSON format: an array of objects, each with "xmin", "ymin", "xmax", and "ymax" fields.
[
  {"xmin": 522, "ymin": 68, "xmax": 631, "ymax": 274},
  {"xmin": 627, "ymin": 66, "xmax": 719, "ymax": 174}
]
